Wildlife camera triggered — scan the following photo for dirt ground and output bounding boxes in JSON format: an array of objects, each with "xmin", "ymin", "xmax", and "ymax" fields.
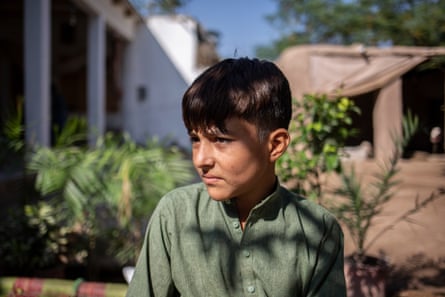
[{"xmin": 336, "ymin": 154, "xmax": 445, "ymax": 297}]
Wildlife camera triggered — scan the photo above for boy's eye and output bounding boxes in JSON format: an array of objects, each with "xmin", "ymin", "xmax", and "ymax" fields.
[{"xmin": 215, "ymin": 137, "xmax": 232, "ymax": 143}]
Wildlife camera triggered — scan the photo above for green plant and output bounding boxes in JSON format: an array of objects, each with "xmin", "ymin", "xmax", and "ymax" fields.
[
  {"xmin": 28, "ymin": 129, "xmax": 194, "ymax": 265},
  {"xmin": 52, "ymin": 116, "xmax": 88, "ymax": 148},
  {"xmin": 277, "ymin": 93, "xmax": 360, "ymax": 203},
  {"xmin": 0, "ymin": 97, "xmax": 25, "ymax": 171},
  {"xmin": 328, "ymin": 111, "xmax": 441, "ymax": 260},
  {"xmin": 0, "ymin": 202, "xmax": 69, "ymax": 275}
]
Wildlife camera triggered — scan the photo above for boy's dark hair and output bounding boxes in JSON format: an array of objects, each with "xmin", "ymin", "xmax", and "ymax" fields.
[{"xmin": 182, "ymin": 57, "xmax": 292, "ymax": 141}]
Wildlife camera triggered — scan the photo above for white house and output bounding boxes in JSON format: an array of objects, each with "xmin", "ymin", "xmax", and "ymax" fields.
[
  {"xmin": 127, "ymin": 14, "xmax": 218, "ymax": 148},
  {"xmin": 0, "ymin": 0, "xmax": 218, "ymax": 150}
]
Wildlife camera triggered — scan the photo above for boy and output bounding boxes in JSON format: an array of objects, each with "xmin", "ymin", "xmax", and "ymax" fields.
[{"xmin": 126, "ymin": 58, "xmax": 346, "ymax": 296}]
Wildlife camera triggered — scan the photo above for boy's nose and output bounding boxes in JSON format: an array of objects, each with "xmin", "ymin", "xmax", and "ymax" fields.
[{"xmin": 193, "ymin": 142, "xmax": 214, "ymax": 169}]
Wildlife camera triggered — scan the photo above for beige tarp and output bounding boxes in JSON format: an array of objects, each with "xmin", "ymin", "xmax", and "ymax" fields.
[
  {"xmin": 276, "ymin": 44, "xmax": 445, "ymax": 99},
  {"xmin": 275, "ymin": 44, "xmax": 445, "ymax": 159}
]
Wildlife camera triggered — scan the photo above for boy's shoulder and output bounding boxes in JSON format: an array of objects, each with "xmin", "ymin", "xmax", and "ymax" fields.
[
  {"xmin": 155, "ymin": 182, "xmax": 209, "ymax": 209},
  {"xmin": 163, "ymin": 182, "xmax": 207, "ymax": 199},
  {"xmin": 280, "ymin": 186, "xmax": 339, "ymax": 223}
]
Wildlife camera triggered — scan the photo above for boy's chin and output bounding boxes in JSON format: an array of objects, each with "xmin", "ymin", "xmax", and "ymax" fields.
[{"xmin": 205, "ymin": 187, "xmax": 234, "ymax": 202}]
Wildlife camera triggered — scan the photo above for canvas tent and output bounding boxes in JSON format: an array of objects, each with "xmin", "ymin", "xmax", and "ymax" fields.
[{"xmin": 276, "ymin": 44, "xmax": 445, "ymax": 160}]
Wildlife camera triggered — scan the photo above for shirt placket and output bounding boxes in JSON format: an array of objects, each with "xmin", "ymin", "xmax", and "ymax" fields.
[
  {"xmin": 239, "ymin": 214, "xmax": 259, "ymax": 297},
  {"xmin": 223, "ymin": 202, "xmax": 263, "ymax": 297}
]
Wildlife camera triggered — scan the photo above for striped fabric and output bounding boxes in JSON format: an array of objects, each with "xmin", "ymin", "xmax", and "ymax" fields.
[
  {"xmin": 11, "ymin": 278, "xmax": 46, "ymax": 297},
  {"xmin": 77, "ymin": 282, "xmax": 105, "ymax": 297},
  {"xmin": 0, "ymin": 278, "xmax": 127, "ymax": 297}
]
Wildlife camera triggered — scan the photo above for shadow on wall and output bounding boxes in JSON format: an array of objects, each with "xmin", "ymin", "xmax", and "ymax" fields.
[{"xmin": 386, "ymin": 253, "xmax": 445, "ymax": 296}]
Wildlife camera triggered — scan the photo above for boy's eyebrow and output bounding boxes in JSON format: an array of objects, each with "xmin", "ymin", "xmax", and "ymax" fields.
[
  {"xmin": 206, "ymin": 126, "xmax": 224, "ymax": 135},
  {"xmin": 189, "ymin": 126, "xmax": 226, "ymax": 136}
]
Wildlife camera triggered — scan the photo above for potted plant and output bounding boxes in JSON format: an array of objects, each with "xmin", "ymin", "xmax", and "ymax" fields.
[
  {"xmin": 277, "ymin": 95, "xmax": 443, "ymax": 296},
  {"xmin": 327, "ymin": 111, "xmax": 442, "ymax": 297}
]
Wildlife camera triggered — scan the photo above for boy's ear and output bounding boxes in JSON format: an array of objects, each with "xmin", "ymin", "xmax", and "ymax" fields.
[{"xmin": 268, "ymin": 128, "xmax": 290, "ymax": 162}]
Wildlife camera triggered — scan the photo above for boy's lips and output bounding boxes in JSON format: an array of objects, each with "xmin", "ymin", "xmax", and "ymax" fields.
[{"xmin": 201, "ymin": 174, "xmax": 222, "ymax": 185}]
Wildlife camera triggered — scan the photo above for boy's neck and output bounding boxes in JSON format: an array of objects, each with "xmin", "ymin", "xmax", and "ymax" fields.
[
  {"xmin": 236, "ymin": 203, "xmax": 252, "ymax": 229},
  {"xmin": 236, "ymin": 200, "xmax": 261, "ymax": 230},
  {"xmin": 235, "ymin": 178, "xmax": 277, "ymax": 230}
]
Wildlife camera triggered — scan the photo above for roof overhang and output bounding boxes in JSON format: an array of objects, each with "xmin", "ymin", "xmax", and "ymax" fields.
[
  {"xmin": 276, "ymin": 44, "xmax": 445, "ymax": 98},
  {"xmin": 72, "ymin": 0, "xmax": 143, "ymax": 41}
]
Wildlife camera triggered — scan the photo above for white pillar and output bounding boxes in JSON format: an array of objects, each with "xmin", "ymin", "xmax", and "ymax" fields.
[
  {"xmin": 24, "ymin": 0, "xmax": 51, "ymax": 147},
  {"xmin": 87, "ymin": 13, "xmax": 106, "ymax": 147},
  {"xmin": 122, "ymin": 34, "xmax": 136, "ymax": 136}
]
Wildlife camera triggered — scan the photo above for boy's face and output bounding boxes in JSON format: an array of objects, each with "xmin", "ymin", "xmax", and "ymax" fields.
[{"xmin": 189, "ymin": 118, "xmax": 278, "ymax": 203}]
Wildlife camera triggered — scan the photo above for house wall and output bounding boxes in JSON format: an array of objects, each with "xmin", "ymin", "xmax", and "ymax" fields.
[
  {"xmin": 122, "ymin": 24, "xmax": 191, "ymax": 149},
  {"xmin": 0, "ymin": 0, "xmax": 203, "ymax": 151},
  {"xmin": 374, "ymin": 79, "xmax": 403, "ymax": 160},
  {"xmin": 72, "ymin": 0, "xmax": 138, "ymax": 41}
]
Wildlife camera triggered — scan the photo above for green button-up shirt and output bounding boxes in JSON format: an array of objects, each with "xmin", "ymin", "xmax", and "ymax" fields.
[{"xmin": 126, "ymin": 182, "xmax": 346, "ymax": 297}]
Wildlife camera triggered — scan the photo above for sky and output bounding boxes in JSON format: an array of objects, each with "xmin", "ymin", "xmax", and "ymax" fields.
[{"xmin": 177, "ymin": 0, "xmax": 281, "ymax": 59}]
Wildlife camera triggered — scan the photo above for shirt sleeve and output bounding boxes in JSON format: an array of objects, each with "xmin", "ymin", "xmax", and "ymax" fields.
[
  {"xmin": 126, "ymin": 199, "xmax": 179, "ymax": 297},
  {"xmin": 306, "ymin": 214, "xmax": 347, "ymax": 297}
]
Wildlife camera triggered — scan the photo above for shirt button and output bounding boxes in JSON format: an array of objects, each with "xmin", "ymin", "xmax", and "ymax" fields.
[
  {"xmin": 243, "ymin": 250, "xmax": 251, "ymax": 258},
  {"xmin": 232, "ymin": 221, "xmax": 240, "ymax": 229},
  {"xmin": 247, "ymin": 285, "xmax": 255, "ymax": 293}
]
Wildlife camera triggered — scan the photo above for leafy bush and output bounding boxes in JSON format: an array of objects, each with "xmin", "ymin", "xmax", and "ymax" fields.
[
  {"xmin": 0, "ymin": 202, "xmax": 69, "ymax": 275},
  {"xmin": 0, "ymin": 98, "xmax": 25, "ymax": 172},
  {"xmin": 27, "ymin": 124, "xmax": 194, "ymax": 265},
  {"xmin": 277, "ymin": 93, "xmax": 360, "ymax": 203}
]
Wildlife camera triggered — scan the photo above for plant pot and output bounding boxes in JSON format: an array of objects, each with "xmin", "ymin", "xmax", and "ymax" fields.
[{"xmin": 344, "ymin": 255, "xmax": 389, "ymax": 297}]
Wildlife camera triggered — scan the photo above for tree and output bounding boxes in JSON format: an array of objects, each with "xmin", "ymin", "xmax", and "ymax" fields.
[{"xmin": 257, "ymin": 0, "xmax": 445, "ymax": 59}]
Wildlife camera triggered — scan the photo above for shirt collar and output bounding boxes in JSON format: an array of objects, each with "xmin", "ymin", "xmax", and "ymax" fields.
[
  {"xmin": 249, "ymin": 179, "xmax": 282, "ymax": 220},
  {"xmin": 222, "ymin": 178, "xmax": 283, "ymax": 220}
]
